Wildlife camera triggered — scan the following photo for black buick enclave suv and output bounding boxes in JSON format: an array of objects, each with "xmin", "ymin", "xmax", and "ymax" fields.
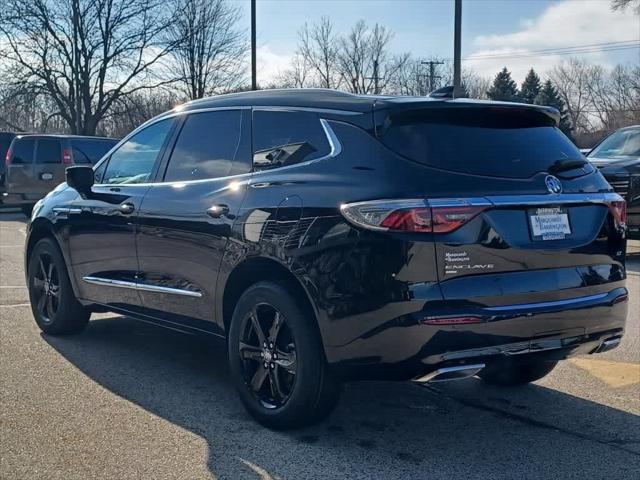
[{"xmin": 25, "ymin": 89, "xmax": 628, "ymax": 429}]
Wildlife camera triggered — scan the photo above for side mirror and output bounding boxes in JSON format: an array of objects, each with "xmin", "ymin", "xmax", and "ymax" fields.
[{"xmin": 66, "ymin": 166, "xmax": 94, "ymax": 197}]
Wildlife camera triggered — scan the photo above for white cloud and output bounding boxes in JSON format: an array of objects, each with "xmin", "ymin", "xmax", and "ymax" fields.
[
  {"xmin": 465, "ymin": 0, "xmax": 639, "ymax": 82},
  {"xmin": 256, "ymin": 45, "xmax": 294, "ymax": 85}
]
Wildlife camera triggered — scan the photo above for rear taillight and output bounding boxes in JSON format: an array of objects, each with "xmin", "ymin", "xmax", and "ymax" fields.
[
  {"xmin": 62, "ymin": 148, "xmax": 73, "ymax": 164},
  {"xmin": 5, "ymin": 147, "xmax": 12, "ymax": 165},
  {"xmin": 340, "ymin": 199, "xmax": 487, "ymax": 234},
  {"xmin": 608, "ymin": 200, "xmax": 627, "ymax": 227}
]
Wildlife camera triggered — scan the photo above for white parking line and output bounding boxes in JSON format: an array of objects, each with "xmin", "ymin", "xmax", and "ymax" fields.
[{"xmin": 0, "ymin": 303, "xmax": 30, "ymax": 307}]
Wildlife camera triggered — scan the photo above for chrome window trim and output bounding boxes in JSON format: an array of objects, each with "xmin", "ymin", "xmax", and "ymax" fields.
[
  {"xmin": 82, "ymin": 276, "xmax": 203, "ymax": 298},
  {"xmin": 92, "ymin": 104, "xmax": 352, "ymax": 179},
  {"xmin": 249, "ymin": 118, "xmax": 342, "ymax": 176},
  {"xmin": 91, "ymin": 117, "xmax": 342, "ymax": 188},
  {"xmin": 91, "ymin": 106, "xmax": 251, "ymax": 181}
]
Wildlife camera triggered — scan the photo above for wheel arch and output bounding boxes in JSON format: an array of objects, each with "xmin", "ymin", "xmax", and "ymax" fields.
[
  {"xmin": 221, "ymin": 256, "xmax": 322, "ymax": 340},
  {"xmin": 25, "ymin": 218, "xmax": 81, "ymax": 298}
]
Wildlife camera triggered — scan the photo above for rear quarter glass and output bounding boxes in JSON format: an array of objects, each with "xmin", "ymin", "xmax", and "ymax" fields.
[{"xmin": 377, "ymin": 106, "xmax": 582, "ymax": 179}]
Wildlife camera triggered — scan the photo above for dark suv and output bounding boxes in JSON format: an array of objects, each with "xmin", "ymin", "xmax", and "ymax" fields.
[
  {"xmin": 25, "ymin": 90, "xmax": 628, "ymax": 429},
  {"xmin": 586, "ymin": 125, "xmax": 640, "ymax": 238}
]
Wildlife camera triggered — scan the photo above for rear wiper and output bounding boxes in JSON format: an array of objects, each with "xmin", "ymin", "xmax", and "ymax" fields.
[{"xmin": 548, "ymin": 158, "xmax": 588, "ymax": 173}]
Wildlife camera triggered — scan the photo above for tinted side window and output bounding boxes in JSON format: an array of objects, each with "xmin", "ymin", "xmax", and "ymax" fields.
[
  {"xmin": 36, "ymin": 138, "xmax": 62, "ymax": 164},
  {"xmin": 70, "ymin": 139, "xmax": 117, "ymax": 164},
  {"xmin": 11, "ymin": 138, "xmax": 35, "ymax": 164},
  {"xmin": 102, "ymin": 119, "xmax": 173, "ymax": 184},
  {"xmin": 253, "ymin": 110, "xmax": 330, "ymax": 170},
  {"xmin": 164, "ymin": 110, "xmax": 244, "ymax": 182}
]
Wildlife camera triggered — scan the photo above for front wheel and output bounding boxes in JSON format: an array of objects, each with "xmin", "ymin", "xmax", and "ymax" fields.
[
  {"xmin": 228, "ymin": 281, "xmax": 339, "ymax": 429},
  {"xmin": 27, "ymin": 238, "xmax": 90, "ymax": 335},
  {"xmin": 479, "ymin": 357, "xmax": 558, "ymax": 386}
]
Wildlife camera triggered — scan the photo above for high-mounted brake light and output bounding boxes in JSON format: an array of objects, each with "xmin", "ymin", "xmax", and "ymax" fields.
[
  {"xmin": 340, "ymin": 199, "xmax": 487, "ymax": 234},
  {"xmin": 62, "ymin": 148, "xmax": 73, "ymax": 165}
]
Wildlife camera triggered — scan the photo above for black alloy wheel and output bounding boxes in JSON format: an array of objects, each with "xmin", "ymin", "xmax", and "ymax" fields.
[
  {"xmin": 228, "ymin": 281, "xmax": 339, "ymax": 429},
  {"xmin": 239, "ymin": 303, "xmax": 297, "ymax": 408},
  {"xmin": 28, "ymin": 238, "xmax": 90, "ymax": 335},
  {"xmin": 31, "ymin": 252, "xmax": 60, "ymax": 324}
]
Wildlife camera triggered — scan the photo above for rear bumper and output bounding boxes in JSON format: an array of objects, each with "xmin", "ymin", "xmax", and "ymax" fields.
[{"xmin": 326, "ymin": 287, "xmax": 628, "ymax": 380}]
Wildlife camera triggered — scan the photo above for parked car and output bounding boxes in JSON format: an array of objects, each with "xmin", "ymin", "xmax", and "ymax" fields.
[
  {"xmin": 4, "ymin": 134, "xmax": 118, "ymax": 216},
  {"xmin": 586, "ymin": 125, "xmax": 640, "ymax": 238},
  {"xmin": 25, "ymin": 90, "xmax": 628, "ymax": 429},
  {"xmin": 0, "ymin": 131, "xmax": 18, "ymax": 204}
]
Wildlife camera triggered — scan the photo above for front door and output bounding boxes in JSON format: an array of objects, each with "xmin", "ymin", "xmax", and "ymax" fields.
[
  {"xmin": 135, "ymin": 109, "xmax": 252, "ymax": 333},
  {"xmin": 65, "ymin": 118, "xmax": 176, "ymax": 307}
]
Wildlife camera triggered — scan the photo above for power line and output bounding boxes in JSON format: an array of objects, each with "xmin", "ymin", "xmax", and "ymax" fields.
[{"xmin": 462, "ymin": 40, "xmax": 639, "ymax": 61}]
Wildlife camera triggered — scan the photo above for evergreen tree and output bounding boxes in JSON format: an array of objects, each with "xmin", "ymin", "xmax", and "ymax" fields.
[
  {"xmin": 520, "ymin": 68, "xmax": 541, "ymax": 104},
  {"xmin": 486, "ymin": 67, "xmax": 519, "ymax": 102},
  {"xmin": 535, "ymin": 79, "xmax": 572, "ymax": 137}
]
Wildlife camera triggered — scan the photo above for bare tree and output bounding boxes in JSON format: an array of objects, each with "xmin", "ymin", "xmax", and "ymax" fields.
[
  {"xmin": 611, "ymin": 0, "xmax": 640, "ymax": 13},
  {"xmin": 586, "ymin": 63, "xmax": 640, "ymax": 130},
  {"xmin": 0, "ymin": 0, "xmax": 178, "ymax": 135},
  {"xmin": 269, "ymin": 53, "xmax": 312, "ymax": 89},
  {"xmin": 337, "ymin": 21, "xmax": 408, "ymax": 94},
  {"xmin": 167, "ymin": 0, "xmax": 247, "ymax": 100},
  {"xmin": 298, "ymin": 17, "xmax": 341, "ymax": 89},
  {"xmin": 549, "ymin": 59, "xmax": 595, "ymax": 133}
]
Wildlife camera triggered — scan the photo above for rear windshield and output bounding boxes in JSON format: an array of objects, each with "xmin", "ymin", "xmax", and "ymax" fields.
[
  {"xmin": 70, "ymin": 138, "xmax": 117, "ymax": 164},
  {"xmin": 378, "ymin": 107, "xmax": 582, "ymax": 179}
]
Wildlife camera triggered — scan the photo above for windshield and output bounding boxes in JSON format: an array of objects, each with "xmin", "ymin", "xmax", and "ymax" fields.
[{"xmin": 590, "ymin": 128, "xmax": 640, "ymax": 160}]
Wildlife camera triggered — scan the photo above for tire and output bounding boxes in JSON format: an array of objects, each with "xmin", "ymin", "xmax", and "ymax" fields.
[
  {"xmin": 21, "ymin": 204, "xmax": 34, "ymax": 217},
  {"xmin": 228, "ymin": 281, "xmax": 339, "ymax": 429},
  {"xmin": 27, "ymin": 238, "xmax": 90, "ymax": 335},
  {"xmin": 479, "ymin": 357, "xmax": 558, "ymax": 386}
]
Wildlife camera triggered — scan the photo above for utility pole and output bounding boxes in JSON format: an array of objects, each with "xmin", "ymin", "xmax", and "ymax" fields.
[
  {"xmin": 365, "ymin": 59, "xmax": 380, "ymax": 94},
  {"xmin": 251, "ymin": 0, "xmax": 257, "ymax": 90},
  {"xmin": 420, "ymin": 60, "xmax": 444, "ymax": 93},
  {"xmin": 373, "ymin": 59, "xmax": 379, "ymax": 94},
  {"xmin": 453, "ymin": 0, "xmax": 462, "ymax": 98},
  {"xmin": 72, "ymin": 0, "xmax": 81, "ymax": 133}
]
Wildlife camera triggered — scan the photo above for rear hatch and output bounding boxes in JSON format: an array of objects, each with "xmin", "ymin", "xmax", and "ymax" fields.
[{"xmin": 373, "ymin": 102, "xmax": 626, "ymax": 306}]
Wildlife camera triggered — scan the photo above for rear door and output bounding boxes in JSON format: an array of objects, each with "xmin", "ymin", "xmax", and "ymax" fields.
[
  {"xmin": 376, "ymin": 105, "xmax": 626, "ymax": 305},
  {"xmin": 135, "ymin": 108, "xmax": 252, "ymax": 332},
  {"xmin": 6, "ymin": 137, "xmax": 36, "ymax": 196},
  {"xmin": 33, "ymin": 137, "xmax": 65, "ymax": 194}
]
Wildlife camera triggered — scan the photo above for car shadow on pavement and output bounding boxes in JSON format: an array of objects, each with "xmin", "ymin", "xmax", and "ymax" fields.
[{"xmin": 43, "ymin": 315, "xmax": 640, "ymax": 479}]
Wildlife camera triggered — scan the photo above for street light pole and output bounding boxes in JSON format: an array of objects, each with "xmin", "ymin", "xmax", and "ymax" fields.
[
  {"xmin": 453, "ymin": 0, "xmax": 462, "ymax": 98},
  {"xmin": 251, "ymin": 0, "xmax": 257, "ymax": 90}
]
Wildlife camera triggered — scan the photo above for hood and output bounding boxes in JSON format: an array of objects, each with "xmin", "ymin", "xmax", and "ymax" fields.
[{"xmin": 588, "ymin": 156, "xmax": 640, "ymax": 172}]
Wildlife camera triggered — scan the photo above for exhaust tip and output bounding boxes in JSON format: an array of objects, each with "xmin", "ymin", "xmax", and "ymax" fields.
[
  {"xmin": 413, "ymin": 363, "xmax": 485, "ymax": 383},
  {"xmin": 595, "ymin": 337, "xmax": 621, "ymax": 353}
]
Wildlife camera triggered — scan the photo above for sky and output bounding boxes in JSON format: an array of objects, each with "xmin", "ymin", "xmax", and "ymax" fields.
[{"xmin": 237, "ymin": 0, "xmax": 640, "ymax": 84}]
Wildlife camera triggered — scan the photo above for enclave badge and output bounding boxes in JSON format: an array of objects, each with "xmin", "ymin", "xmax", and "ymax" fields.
[{"xmin": 545, "ymin": 175, "xmax": 562, "ymax": 194}]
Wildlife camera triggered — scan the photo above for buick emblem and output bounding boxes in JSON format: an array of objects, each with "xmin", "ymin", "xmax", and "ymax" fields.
[{"xmin": 545, "ymin": 175, "xmax": 562, "ymax": 194}]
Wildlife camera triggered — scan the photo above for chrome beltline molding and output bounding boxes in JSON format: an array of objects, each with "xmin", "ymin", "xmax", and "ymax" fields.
[{"xmin": 82, "ymin": 276, "xmax": 203, "ymax": 298}]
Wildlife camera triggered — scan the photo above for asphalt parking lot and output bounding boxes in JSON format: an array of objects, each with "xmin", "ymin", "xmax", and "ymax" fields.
[{"xmin": 1, "ymin": 209, "xmax": 639, "ymax": 479}]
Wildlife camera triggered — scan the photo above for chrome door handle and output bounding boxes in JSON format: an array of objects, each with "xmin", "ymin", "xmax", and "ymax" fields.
[
  {"xmin": 206, "ymin": 204, "xmax": 229, "ymax": 218},
  {"xmin": 119, "ymin": 202, "xmax": 135, "ymax": 214}
]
